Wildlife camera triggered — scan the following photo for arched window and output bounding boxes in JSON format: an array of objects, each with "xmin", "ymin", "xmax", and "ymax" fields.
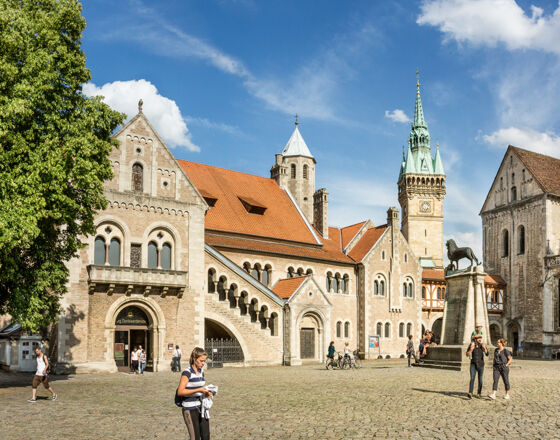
[
  {"xmin": 336, "ymin": 321, "xmax": 342, "ymax": 338},
  {"xmin": 404, "ymin": 253, "xmax": 408, "ymax": 263},
  {"xmin": 422, "ymin": 286, "xmax": 426, "ymax": 298},
  {"xmin": 399, "ymin": 323, "xmax": 404, "ymax": 338},
  {"xmin": 326, "ymin": 273, "xmax": 332, "ymax": 292},
  {"xmin": 251, "ymin": 266, "xmax": 260, "ymax": 281},
  {"xmin": 376, "ymin": 322, "xmax": 382, "ymax": 336},
  {"xmin": 287, "ymin": 267, "xmax": 295, "ymax": 278},
  {"xmin": 406, "ymin": 323, "xmax": 412, "ymax": 337},
  {"xmin": 518, "ymin": 225, "xmax": 525, "ymax": 254},
  {"xmin": 296, "ymin": 267, "xmax": 304, "ymax": 276},
  {"xmin": 132, "ymin": 163, "xmax": 143, "ymax": 191},
  {"xmin": 262, "ymin": 266, "xmax": 271, "ymax": 286},
  {"xmin": 303, "ymin": 164, "xmax": 308, "ymax": 179},
  {"xmin": 207, "ymin": 269, "xmax": 216, "ymax": 293},
  {"xmin": 500, "ymin": 177, "xmax": 503, "ymax": 189},
  {"xmin": 333, "ymin": 274, "xmax": 340, "ymax": 293},
  {"xmin": 161, "ymin": 243, "xmax": 172, "ymax": 270},
  {"xmin": 380, "ymin": 280, "xmax": 385, "ymax": 296},
  {"xmin": 269, "ymin": 313, "xmax": 278, "ymax": 336},
  {"xmin": 291, "ymin": 164, "xmax": 296, "ymax": 179},
  {"xmin": 374, "ymin": 280, "xmax": 379, "ymax": 295},
  {"xmin": 343, "ymin": 275, "xmax": 349, "ymax": 293},
  {"xmin": 108, "ymin": 238, "xmax": 121, "ymax": 266},
  {"xmin": 403, "ymin": 283, "xmax": 407, "ymax": 298},
  {"xmin": 511, "ymin": 186, "xmax": 517, "ymax": 202},
  {"xmin": 522, "ymin": 169, "xmax": 525, "ymax": 181},
  {"xmin": 408, "ymin": 282, "xmax": 413, "ymax": 298},
  {"xmin": 147, "ymin": 241, "xmax": 158, "ymax": 268},
  {"xmin": 340, "ymin": 276, "xmax": 346, "ymax": 294},
  {"xmin": 243, "ymin": 262, "xmax": 251, "ymax": 273},
  {"xmin": 344, "ymin": 322, "xmax": 350, "ymax": 338},
  {"xmin": 502, "ymin": 230, "xmax": 509, "ymax": 257},
  {"xmin": 94, "ymin": 237, "xmax": 106, "ymax": 265},
  {"xmin": 384, "ymin": 322, "xmax": 390, "ymax": 338},
  {"xmin": 511, "ymin": 172, "xmax": 515, "ymax": 184},
  {"xmin": 382, "ymin": 250, "xmax": 385, "ymax": 260}
]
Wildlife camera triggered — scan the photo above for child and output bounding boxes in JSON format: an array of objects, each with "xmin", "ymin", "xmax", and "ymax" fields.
[{"xmin": 471, "ymin": 324, "xmax": 483, "ymax": 341}]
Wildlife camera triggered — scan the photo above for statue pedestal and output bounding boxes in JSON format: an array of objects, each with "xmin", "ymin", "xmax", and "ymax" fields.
[{"xmin": 417, "ymin": 266, "xmax": 493, "ymax": 371}]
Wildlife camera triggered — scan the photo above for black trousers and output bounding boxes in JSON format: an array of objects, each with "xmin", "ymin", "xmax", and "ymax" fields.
[
  {"xmin": 469, "ymin": 363, "xmax": 484, "ymax": 394},
  {"xmin": 182, "ymin": 408, "xmax": 210, "ymax": 440},
  {"xmin": 407, "ymin": 350, "xmax": 419, "ymax": 366},
  {"xmin": 492, "ymin": 365, "xmax": 510, "ymax": 391}
]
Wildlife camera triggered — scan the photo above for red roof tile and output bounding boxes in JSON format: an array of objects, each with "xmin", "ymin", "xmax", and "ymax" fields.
[
  {"xmin": 272, "ymin": 276, "xmax": 307, "ymax": 299},
  {"xmin": 347, "ymin": 226, "xmax": 387, "ymax": 262},
  {"xmin": 422, "ymin": 269, "xmax": 445, "ymax": 281},
  {"xmin": 206, "ymin": 232, "xmax": 354, "ymax": 264},
  {"xmin": 179, "ymin": 160, "xmax": 318, "ymax": 244},
  {"xmin": 341, "ymin": 221, "xmax": 366, "ymax": 249},
  {"xmin": 511, "ymin": 146, "xmax": 560, "ymax": 196},
  {"xmin": 485, "ymin": 273, "xmax": 506, "ymax": 285}
]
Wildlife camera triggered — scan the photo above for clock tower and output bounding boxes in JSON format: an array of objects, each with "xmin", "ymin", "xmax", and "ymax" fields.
[{"xmin": 398, "ymin": 73, "xmax": 446, "ymax": 268}]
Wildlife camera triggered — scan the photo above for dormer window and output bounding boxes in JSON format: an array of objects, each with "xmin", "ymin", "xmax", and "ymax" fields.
[
  {"xmin": 199, "ymin": 189, "xmax": 217, "ymax": 207},
  {"xmin": 238, "ymin": 196, "xmax": 267, "ymax": 215}
]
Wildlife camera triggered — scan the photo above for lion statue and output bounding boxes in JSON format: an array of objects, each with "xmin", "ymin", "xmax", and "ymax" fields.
[{"xmin": 446, "ymin": 239, "xmax": 479, "ymax": 270}]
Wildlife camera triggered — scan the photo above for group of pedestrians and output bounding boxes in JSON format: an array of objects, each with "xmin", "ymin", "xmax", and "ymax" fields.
[{"xmin": 130, "ymin": 345, "xmax": 147, "ymax": 374}]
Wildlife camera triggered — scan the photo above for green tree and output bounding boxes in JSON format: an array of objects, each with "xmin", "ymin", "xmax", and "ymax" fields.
[{"xmin": 0, "ymin": 0, "xmax": 125, "ymax": 331}]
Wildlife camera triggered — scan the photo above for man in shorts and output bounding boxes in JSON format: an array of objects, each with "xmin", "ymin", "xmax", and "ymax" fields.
[{"xmin": 28, "ymin": 346, "xmax": 57, "ymax": 402}]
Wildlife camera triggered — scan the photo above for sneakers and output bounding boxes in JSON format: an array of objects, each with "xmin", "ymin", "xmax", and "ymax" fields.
[
  {"xmin": 27, "ymin": 398, "xmax": 36, "ymax": 403},
  {"xmin": 489, "ymin": 394, "xmax": 496, "ymax": 400},
  {"xmin": 467, "ymin": 393, "xmax": 472, "ymax": 399},
  {"xmin": 52, "ymin": 394, "xmax": 57, "ymax": 401},
  {"xmin": 476, "ymin": 394, "xmax": 482, "ymax": 399},
  {"xmin": 504, "ymin": 394, "xmax": 510, "ymax": 400}
]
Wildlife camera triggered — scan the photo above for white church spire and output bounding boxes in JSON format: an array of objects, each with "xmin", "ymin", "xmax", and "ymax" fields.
[{"xmin": 281, "ymin": 117, "xmax": 314, "ymax": 160}]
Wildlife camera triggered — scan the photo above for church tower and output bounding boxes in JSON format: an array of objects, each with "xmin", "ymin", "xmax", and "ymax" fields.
[
  {"xmin": 271, "ymin": 118, "xmax": 316, "ymax": 224},
  {"xmin": 398, "ymin": 73, "xmax": 446, "ymax": 268}
]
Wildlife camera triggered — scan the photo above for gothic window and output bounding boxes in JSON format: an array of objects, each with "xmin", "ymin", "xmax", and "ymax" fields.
[
  {"xmin": 376, "ymin": 322, "xmax": 382, "ymax": 337},
  {"xmin": 502, "ymin": 230, "xmax": 509, "ymax": 257},
  {"xmin": 408, "ymin": 282, "xmax": 414, "ymax": 298},
  {"xmin": 147, "ymin": 241, "xmax": 158, "ymax": 268},
  {"xmin": 406, "ymin": 323, "xmax": 412, "ymax": 337},
  {"xmin": 384, "ymin": 322, "xmax": 391, "ymax": 338},
  {"xmin": 94, "ymin": 237, "xmax": 106, "ymax": 265},
  {"xmin": 344, "ymin": 322, "xmax": 350, "ymax": 338},
  {"xmin": 130, "ymin": 244, "xmax": 141, "ymax": 268},
  {"xmin": 291, "ymin": 164, "xmax": 296, "ymax": 179},
  {"xmin": 380, "ymin": 280, "xmax": 385, "ymax": 296},
  {"xmin": 108, "ymin": 238, "xmax": 121, "ymax": 266},
  {"xmin": 132, "ymin": 163, "xmax": 143, "ymax": 191},
  {"xmin": 403, "ymin": 283, "xmax": 407, "ymax": 298},
  {"xmin": 336, "ymin": 321, "xmax": 342, "ymax": 338},
  {"xmin": 374, "ymin": 280, "xmax": 379, "ymax": 295},
  {"xmin": 303, "ymin": 164, "xmax": 308, "ymax": 179},
  {"xmin": 399, "ymin": 323, "xmax": 404, "ymax": 338},
  {"xmin": 511, "ymin": 186, "xmax": 517, "ymax": 201},
  {"xmin": 161, "ymin": 243, "xmax": 172, "ymax": 270},
  {"xmin": 518, "ymin": 225, "xmax": 525, "ymax": 254},
  {"xmin": 511, "ymin": 173, "xmax": 515, "ymax": 184}
]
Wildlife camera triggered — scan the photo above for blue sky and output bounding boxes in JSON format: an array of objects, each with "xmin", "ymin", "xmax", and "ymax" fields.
[{"xmin": 81, "ymin": 0, "xmax": 560, "ymax": 261}]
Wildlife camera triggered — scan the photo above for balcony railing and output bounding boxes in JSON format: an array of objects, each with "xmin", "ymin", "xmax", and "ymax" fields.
[
  {"xmin": 87, "ymin": 265, "xmax": 187, "ymax": 297},
  {"xmin": 487, "ymin": 301, "xmax": 504, "ymax": 314},
  {"xmin": 422, "ymin": 298, "xmax": 444, "ymax": 311},
  {"xmin": 545, "ymin": 254, "xmax": 560, "ymax": 268}
]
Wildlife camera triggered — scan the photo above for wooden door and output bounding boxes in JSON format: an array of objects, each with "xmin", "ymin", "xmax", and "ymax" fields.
[{"xmin": 300, "ymin": 328, "xmax": 315, "ymax": 359}]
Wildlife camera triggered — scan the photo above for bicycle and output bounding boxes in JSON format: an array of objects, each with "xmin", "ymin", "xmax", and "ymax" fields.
[
  {"xmin": 351, "ymin": 350, "xmax": 362, "ymax": 369},
  {"xmin": 325, "ymin": 353, "xmax": 338, "ymax": 370}
]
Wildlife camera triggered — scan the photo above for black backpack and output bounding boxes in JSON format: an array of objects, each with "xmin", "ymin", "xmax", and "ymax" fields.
[{"xmin": 174, "ymin": 388, "xmax": 183, "ymax": 407}]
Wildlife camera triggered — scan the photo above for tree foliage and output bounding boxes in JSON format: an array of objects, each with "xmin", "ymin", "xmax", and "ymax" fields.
[{"xmin": 0, "ymin": 0, "xmax": 125, "ymax": 331}]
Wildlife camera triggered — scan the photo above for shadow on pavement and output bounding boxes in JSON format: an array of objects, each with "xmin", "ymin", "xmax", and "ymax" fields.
[
  {"xmin": 412, "ymin": 387, "xmax": 472, "ymax": 400},
  {"xmin": 0, "ymin": 372, "xmax": 72, "ymax": 389}
]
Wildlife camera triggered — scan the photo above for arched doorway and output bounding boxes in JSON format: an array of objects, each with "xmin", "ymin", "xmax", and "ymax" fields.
[
  {"xmin": 432, "ymin": 318, "xmax": 443, "ymax": 344},
  {"xmin": 507, "ymin": 322, "xmax": 520, "ymax": 356},
  {"xmin": 114, "ymin": 306, "xmax": 151, "ymax": 372},
  {"xmin": 489, "ymin": 323, "xmax": 501, "ymax": 346},
  {"xmin": 204, "ymin": 319, "xmax": 244, "ymax": 367},
  {"xmin": 299, "ymin": 312, "xmax": 323, "ymax": 362}
]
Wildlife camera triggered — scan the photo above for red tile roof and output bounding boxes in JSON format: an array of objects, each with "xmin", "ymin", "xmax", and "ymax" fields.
[
  {"xmin": 272, "ymin": 276, "xmax": 307, "ymax": 299},
  {"xmin": 422, "ymin": 269, "xmax": 445, "ymax": 281},
  {"xmin": 485, "ymin": 273, "xmax": 506, "ymax": 285},
  {"xmin": 341, "ymin": 221, "xmax": 366, "ymax": 249},
  {"xmin": 206, "ymin": 232, "xmax": 354, "ymax": 264},
  {"xmin": 179, "ymin": 160, "xmax": 319, "ymax": 244},
  {"xmin": 347, "ymin": 226, "xmax": 387, "ymax": 262},
  {"xmin": 511, "ymin": 146, "xmax": 560, "ymax": 196}
]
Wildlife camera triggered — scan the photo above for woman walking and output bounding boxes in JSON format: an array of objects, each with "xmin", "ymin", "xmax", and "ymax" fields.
[
  {"xmin": 177, "ymin": 347, "xmax": 213, "ymax": 440},
  {"xmin": 489, "ymin": 338, "xmax": 512, "ymax": 400}
]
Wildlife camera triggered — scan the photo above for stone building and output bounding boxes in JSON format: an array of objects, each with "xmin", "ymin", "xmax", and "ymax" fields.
[{"xmin": 481, "ymin": 146, "xmax": 560, "ymax": 358}]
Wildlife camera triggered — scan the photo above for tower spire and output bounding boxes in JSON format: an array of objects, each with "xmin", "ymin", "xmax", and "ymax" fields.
[{"xmin": 413, "ymin": 70, "xmax": 427, "ymax": 130}]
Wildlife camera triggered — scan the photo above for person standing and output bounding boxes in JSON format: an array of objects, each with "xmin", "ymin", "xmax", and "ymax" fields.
[
  {"xmin": 489, "ymin": 338, "xmax": 513, "ymax": 400},
  {"xmin": 177, "ymin": 347, "xmax": 213, "ymax": 440},
  {"xmin": 173, "ymin": 345, "xmax": 182, "ymax": 372},
  {"xmin": 130, "ymin": 346, "xmax": 139, "ymax": 374},
  {"xmin": 28, "ymin": 347, "xmax": 57, "ymax": 402},
  {"xmin": 406, "ymin": 335, "xmax": 422, "ymax": 367},
  {"xmin": 138, "ymin": 346, "xmax": 147, "ymax": 374},
  {"xmin": 466, "ymin": 334, "xmax": 488, "ymax": 398}
]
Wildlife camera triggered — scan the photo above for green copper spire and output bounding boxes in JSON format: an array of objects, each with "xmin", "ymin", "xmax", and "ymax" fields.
[
  {"xmin": 409, "ymin": 71, "xmax": 430, "ymax": 152},
  {"xmin": 404, "ymin": 142, "xmax": 416, "ymax": 173},
  {"xmin": 433, "ymin": 143, "xmax": 445, "ymax": 175}
]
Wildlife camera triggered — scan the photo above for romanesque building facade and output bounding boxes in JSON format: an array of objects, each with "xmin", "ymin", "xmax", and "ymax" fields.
[{"xmin": 481, "ymin": 146, "xmax": 560, "ymax": 358}]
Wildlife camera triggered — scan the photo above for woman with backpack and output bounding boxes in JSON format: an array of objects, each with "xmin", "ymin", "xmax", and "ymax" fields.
[
  {"xmin": 489, "ymin": 338, "xmax": 513, "ymax": 400},
  {"xmin": 177, "ymin": 347, "xmax": 213, "ymax": 440}
]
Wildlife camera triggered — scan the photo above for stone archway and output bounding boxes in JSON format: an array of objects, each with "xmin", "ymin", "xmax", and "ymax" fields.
[
  {"xmin": 431, "ymin": 318, "xmax": 443, "ymax": 344},
  {"xmin": 489, "ymin": 323, "xmax": 502, "ymax": 346},
  {"xmin": 507, "ymin": 321, "xmax": 521, "ymax": 356},
  {"xmin": 105, "ymin": 297, "xmax": 166, "ymax": 372},
  {"xmin": 297, "ymin": 311, "xmax": 325, "ymax": 362},
  {"xmin": 204, "ymin": 318, "xmax": 245, "ymax": 367}
]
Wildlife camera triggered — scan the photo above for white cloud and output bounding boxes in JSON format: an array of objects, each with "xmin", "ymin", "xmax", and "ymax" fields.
[
  {"xmin": 384, "ymin": 109, "xmax": 411, "ymax": 123},
  {"xmin": 483, "ymin": 126, "xmax": 560, "ymax": 156},
  {"xmin": 417, "ymin": 0, "xmax": 560, "ymax": 55},
  {"xmin": 83, "ymin": 79, "xmax": 200, "ymax": 152}
]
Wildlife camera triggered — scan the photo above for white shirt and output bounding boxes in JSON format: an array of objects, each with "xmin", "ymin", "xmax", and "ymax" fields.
[
  {"xmin": 35, "ymin": 354, "xmax": 46, "ymax": 376},
  {"xmin": 173, "ymin": 349, "xmax": 182, "ymax": 358},
  {"xmin": 131, "ymin": 350, "xmax": 139, "ymax": 361}
]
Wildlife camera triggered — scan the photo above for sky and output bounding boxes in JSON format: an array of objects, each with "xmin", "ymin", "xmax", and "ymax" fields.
[{"xmin": 80, "ymin": 0, "xmax": 560, "ymax": 262}]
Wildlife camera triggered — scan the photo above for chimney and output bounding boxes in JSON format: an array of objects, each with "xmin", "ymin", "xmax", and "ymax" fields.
[
  {"xmin": 387, "ymin": 206, "xmax": 399, "ymax": 229},
  {"xmin": 313, "ymin": 188, "xmax": 329, "ymax": 239},
  {"xmin": 270, "ymin": 154, "xmax": 288, "ymax": 187}
]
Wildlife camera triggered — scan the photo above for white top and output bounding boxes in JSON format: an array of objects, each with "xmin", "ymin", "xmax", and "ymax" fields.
[
  {"xmin": 36, "ymin": 354, "xmax": 46, "ymax": 376},
  {"xmin": 131, "ymin": 350, "xmax": 139, "ymax": 361},
  {"xmin": 173, "ymin": 349, "xmax": 182, "ymax": 358},
  {"xmin": 282, "ymin": 126, "xmax": 314, "ymax": 158}
]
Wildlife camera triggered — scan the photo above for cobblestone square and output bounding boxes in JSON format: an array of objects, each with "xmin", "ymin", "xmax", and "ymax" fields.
[{"xmin": 1, "ymin": 359, "xmax": 559, "ymax": 439}]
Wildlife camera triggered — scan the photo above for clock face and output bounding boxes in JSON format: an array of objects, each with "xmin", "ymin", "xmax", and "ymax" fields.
[{"xmin": 421, "ymin": 201, "xmax": 431, "ymax": 212}]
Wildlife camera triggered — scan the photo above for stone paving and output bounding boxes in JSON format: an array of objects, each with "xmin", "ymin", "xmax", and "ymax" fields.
[{"xmin": 1, "ymin": 359, "xmax": 559, "ymax": 439}]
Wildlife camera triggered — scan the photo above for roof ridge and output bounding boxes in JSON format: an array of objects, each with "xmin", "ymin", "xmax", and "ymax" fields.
[
  {"xmin": 341, "ymin": 220, "xmax": 367, "ymax": 230},
  {"xmin": 178, "ymin": 159, "xmax": 274, "ymax": 183}
]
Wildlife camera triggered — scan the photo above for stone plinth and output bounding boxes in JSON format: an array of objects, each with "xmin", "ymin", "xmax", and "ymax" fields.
[{"xmin": 418, "ymin": 266, "xmax": 493, "ymax": 371}]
